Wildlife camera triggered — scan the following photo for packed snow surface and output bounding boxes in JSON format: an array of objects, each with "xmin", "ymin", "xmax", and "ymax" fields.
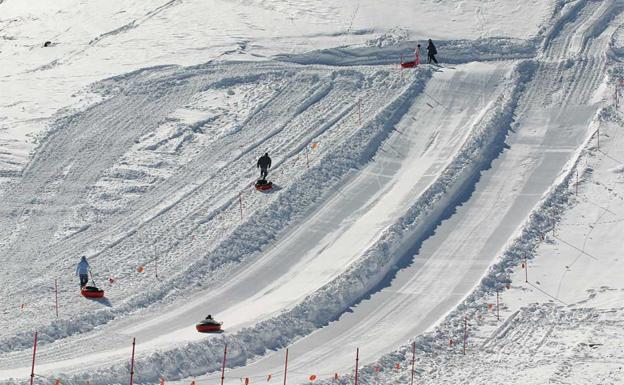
[{"xmin": 1, "ymin": 0, "xmax": 623, "ymax": 384}]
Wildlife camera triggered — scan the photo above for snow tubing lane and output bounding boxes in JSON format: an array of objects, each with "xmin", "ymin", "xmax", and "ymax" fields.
[
  {"xmin": 81, "ymin": 286, "xmax": 105, "ymax": 299},
  {"xmin": 196, "ymin": 322, "xmax": 223, "ymax": 333}
]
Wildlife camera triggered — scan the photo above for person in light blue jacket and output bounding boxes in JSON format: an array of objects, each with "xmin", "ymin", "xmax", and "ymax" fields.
[{"xmin": 76, "ymin": 256, "xmax": 90, "ymax": 287}]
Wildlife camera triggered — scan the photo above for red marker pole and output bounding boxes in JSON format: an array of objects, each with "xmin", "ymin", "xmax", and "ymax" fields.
[
  {"xmin": 283, "ymin": 348, "xmax": 289, "ymax": 385},
  {"xmin": 496, "ymin": 290, "xmax": 500, "ymax": 321},
  {"xmin": 305, "ymin": 146, "xmax": 310, "ymax": 168},
  {"xmin": 30, "ymin": 331, "xmax": 38, "ymax": 385},
  {"xmin": 54, "ymin": 278, "xmax": 59, "ymax": 318},
  {"xmin": 354, "ymin": 348, "xmax": 359, "ymax": 385},
  {"xmin": 552, "ymin": 220, "xmax": 556, "ymax": 237},
  {"xmin": 462, "ymin": 316, "xmax": 467, "ymax": 355},
  {"xmin": 239, "ymin": 193, "xmax": 243, "ymax": 221},
  {"xmin": 220, "ymin": 344, "xmax": 227, "ymax": 385},
  {"xmin": 358, "ymin": 99, "xmax": 362, "ymax": 124},
  {"xmin": 410, "ymin": 341, "xmax": 416, "ymax": 385},
  {"xmin": 130, "ymin": 337, "xmax": 136, "ymax": 385}
]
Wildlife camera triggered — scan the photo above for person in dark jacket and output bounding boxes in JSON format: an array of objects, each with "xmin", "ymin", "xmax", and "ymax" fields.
[
  {"xmin": 427, "ymin": 39, "xmax": 438, "ymax": 64},
  {"xmin": 257, "ymin": 153, "xmax": 271, "ymax": 180}
]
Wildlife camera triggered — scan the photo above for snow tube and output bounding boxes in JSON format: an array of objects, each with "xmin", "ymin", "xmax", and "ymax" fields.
[
  {"xmin": 401, "ymin": 61, "xmax": 418, "ymax": 68},
  {"xmin": 255, "ymin": 180, "xmax": 273, "ymax": 191},
  {"xmin": 81, "ymin": 286, "xmax": 105, "ymax": 299},
  {"xmin": 196, "ymin": 319, "xmax": 223, "ymax": 333}
]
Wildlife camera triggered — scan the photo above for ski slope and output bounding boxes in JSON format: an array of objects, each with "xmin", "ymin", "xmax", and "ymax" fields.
[{"xmin": 1, "ymin": 0, "xmax": 623, "ymax": 384}]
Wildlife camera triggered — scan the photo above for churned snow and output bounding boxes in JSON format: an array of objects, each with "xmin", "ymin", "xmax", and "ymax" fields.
[{"xmin": 1, "ymin": 0, "xmax": 623, "ymax": 384}]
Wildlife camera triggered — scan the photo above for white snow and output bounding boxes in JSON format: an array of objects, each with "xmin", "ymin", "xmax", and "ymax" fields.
[{"xmin": 2, "ymin": 0, "xmax": 623, "ymax": 384}]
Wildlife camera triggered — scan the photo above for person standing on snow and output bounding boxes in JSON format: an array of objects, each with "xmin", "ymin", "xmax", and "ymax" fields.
[
  {"xmin": 257, "ymin": 153, "xmax": 272, "ymax": 180},
  {"xmin": 427, "ymin": 39, "xmax": 438, "ymax": 64},
  {"xmin": 76, "ymin": 256, "xmax": 90, "ymax": 288}
]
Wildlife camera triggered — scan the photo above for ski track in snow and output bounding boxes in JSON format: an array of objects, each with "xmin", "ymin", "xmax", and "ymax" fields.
[
  {"xmin": 0, "ymin": 0, "xmax": 622, "ymax": 384},
  {"xmin": 0, "ymin": 63, "xmax": 421, "ymax": 346}
]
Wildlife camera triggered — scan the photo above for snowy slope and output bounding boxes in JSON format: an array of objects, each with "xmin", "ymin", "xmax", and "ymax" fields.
[{"xmin": 2, "ymin": 0, "xmax": 623, "ymax": 384}]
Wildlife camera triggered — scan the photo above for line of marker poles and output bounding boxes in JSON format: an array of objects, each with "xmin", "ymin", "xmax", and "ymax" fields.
[{"xmin": 29, "ymin": 343, "xmax": 420, "ymax": 385}]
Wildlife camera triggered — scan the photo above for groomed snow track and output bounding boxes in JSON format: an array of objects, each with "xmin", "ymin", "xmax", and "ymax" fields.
[{"xmin": 0, "ymin": 0, "xmax": 622, "ymax": 384}]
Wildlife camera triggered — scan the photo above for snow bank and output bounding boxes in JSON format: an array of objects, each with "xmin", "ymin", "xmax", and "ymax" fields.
[
  {"xmin": 276, "ymin": 37, "xmax": 537, "ymax": 67},
  {"xmin": 41, "ymin": 59, "xmax": 534, "ymax": 385},
  {"xmin": 16, "ymin": 66, "xmax": 429, "ymax": 385},
  {"xmin": 327, "ymin": 74, "xmax": 609, "ymax": 385}
]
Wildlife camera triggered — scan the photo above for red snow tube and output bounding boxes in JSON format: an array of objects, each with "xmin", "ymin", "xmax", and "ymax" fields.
[
  {"xmin": 255, "ymin": 180, "xmax": 273, "ymax": 191},
  {"xmin": 401, "ymin": 61, "xmax": 418, "ymax": 68},
  {"xmin": 81, "ymin": 286, "xmax": 105, "ymax": 299},
  {"xmin": 196, "ymin": 320, "xmax": 223, "ymax": 333}
]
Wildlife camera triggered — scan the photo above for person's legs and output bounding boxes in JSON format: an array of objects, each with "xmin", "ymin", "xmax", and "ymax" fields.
[
  {"xmin": 260, "ymin": 167, "xmax": 268, "ymax": 179},
  {"xmin": 80, "ymin": 274, "xmax": 88, "ymax": 287},
  {"xmin": 432, "ymin": 55, "xmax": 438, "ymax": 64}
]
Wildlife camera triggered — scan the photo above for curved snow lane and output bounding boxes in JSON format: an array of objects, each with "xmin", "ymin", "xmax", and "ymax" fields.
[
  {"xmin": 0, "ymin": 64, "xmax": 390, "ymax": 342},
  {"xmin": 216, "ymin": 3, "xmax": 617, "ymax": 383},
  {"xmin": 122, "ymin": 62, "xmax": 511, "ymax": 343},
  {"xmin": 0, "ymin": 61, "xmax": 510, "ymax": 380}
]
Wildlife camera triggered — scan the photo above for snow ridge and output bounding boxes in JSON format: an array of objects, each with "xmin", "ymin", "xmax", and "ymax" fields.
[
  {"xmin": 14, "ymin": 67, "xmax": 429, "ymax": 385},
  {"xmin": 276, "ymin": 37, "xmax": 537, "ymax": 67},
  {"xmin": 49, "ymin": 60, "xmax": 531, "ymax": 385}
]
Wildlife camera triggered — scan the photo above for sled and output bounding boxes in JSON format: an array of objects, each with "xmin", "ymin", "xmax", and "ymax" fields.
[
  {"xmin": 400, "ymin": 60, "xmax": 418, "ymax": 68},
  {"xmin": 255, "ymin": 179, "xmax": 273, "ymax": 191},
  {"xmin": 196, "ymin": 319, "xmax": 223, "ymax": 333},
  {"xmin": 81, "ymin": 285, "xmax": 105, "ymax": 299}
]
